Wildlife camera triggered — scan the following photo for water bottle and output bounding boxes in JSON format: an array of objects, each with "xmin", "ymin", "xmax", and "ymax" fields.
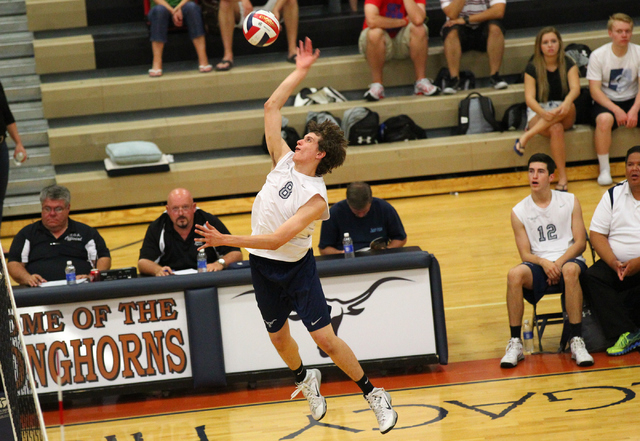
[
  {"xmin": 65, "ymin": 261, "xmax": 76, "ymax": 285},
  {"xmin": 197, "ymin": 249, "xmax": 207, "ymax": 273},
  {"xmin": 523, "ymin": 319, "xmax": 534, "ymax": 354},
  {"xmin": 13, "ymin": 151, "xmax": 26, "ymax": 166},
  {"xmin": 343, "ymin": 232, "xmax": 355, "ymax": 259}
]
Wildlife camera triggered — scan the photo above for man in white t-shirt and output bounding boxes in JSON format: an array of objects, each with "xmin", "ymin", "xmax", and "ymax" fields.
[
  {"xmin": 585, "ymin": 145, "xmax": 640, "ymax": 356},
  {"xmin": 501, "ymin": 153, "xmax": 593, "ymax": 368},
  {"xmin": 586, "ymin": 13, "xmax": 640, "ymax": 186},
  {"xmin": 195, "ymin": 39, "xmax": 398, "ymax": 434},
  {"xmin": 439, "ymin": 0, "xmax": 508, "ymax": 94}
]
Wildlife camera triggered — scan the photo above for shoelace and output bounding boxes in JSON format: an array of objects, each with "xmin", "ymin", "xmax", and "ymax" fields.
[
  {"xmin": 291, "ymin": 380, "xmax": 321, "ymax": 407},
  {"xmin": 367, "ymin": 392, "xmax": 389, "ymax": 423}
]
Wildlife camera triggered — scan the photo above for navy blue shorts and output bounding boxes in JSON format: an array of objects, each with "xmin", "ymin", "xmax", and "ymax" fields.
[
  {"xmin": 591, "ymin": 98, "xmax": 639, "ymax": 129},
  {"xmin": 441, "ymin": 20, "xmax": 505, "ymax": 52},
  {"xmin": 249, "ymin": 249, "xmax": 332, "ymax": 333},
  {"xmin": 522, "ymin": 258, "xmax": 588, "ymax": 304}
]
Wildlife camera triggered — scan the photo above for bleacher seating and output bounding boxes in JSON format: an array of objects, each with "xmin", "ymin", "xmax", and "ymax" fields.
[{"xmin": 9, "ymin": 0, "xmax": 640, "ymax": 219}]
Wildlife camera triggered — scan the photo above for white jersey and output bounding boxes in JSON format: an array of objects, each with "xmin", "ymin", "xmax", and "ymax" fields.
[
  {"xmin": 586, "ymin": 42, "xmax": 640, "ymax": 102},
  {"xmin": 512, "ymin": 190, "xmax": 584, "ymax": 262},
  {"xmin": 247, "ymin": 151, "xmax": 329, "ymax": 262}
]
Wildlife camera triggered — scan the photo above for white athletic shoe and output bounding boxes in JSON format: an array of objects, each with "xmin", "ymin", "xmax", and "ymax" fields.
[
  {"xmin": 364, "ymin": 83, "xmax": 385, "ymax": 101},
  {"xmin": 500, "ymin": 337, "xmax": 524, "ymax": 368},
  {"xmin": 291, "ymin": 369, "xmax": 327, "ymax": 421},
  {"xmin": 414, "ymin": 78, "xmax": 439, "ymax": 96},
  {"xmin": 365, "ymin": 387, "xmax": 398, "ymax": 434},
  {"xmin": 597, "ymin": 170, "xmax": 613, "ymax": 186},
  {"xmin": 571, "ymin": 336, "xmax": 595, "ymax": 367}
]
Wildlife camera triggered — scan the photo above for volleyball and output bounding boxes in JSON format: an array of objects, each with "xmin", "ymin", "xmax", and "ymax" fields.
[{"xmin": 242, "ymin": 10, "xmax": 280, "ymax": 47}]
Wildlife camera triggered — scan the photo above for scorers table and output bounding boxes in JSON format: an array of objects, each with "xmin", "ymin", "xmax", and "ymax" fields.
[{"xmin": 13, "ymin": 247, "xmax": 447, "ymax": 396}]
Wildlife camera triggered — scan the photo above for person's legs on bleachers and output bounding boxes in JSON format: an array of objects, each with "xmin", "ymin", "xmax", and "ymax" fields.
[
  {"xmin": 216, "ymin": 0, "xmax": 240, "ymax": 71},
  {"xmin": 406, "ymin": 23, "xmax": 437, "ymax": 96},
  {"xmin": 593, "ymin": 109, "xmax": 615, "ymax": 186},
  {"xmin": 280, "ymin": 0, "xmax": 299, "ymax": 61},
  {"xmin": 486, "ymin": 21, "xmax": 507, "ymax": 89},
  {"xmin": 442, "ymin": 26, "xmax": 461, "ymax": 94},
  {"xmin": 360, "ymin": 27, "xmax": 388, "ymax": 101},
  {"xmin": 148, "ymin": 5, "xmax": 172, "ymax": 75},
  {"xmin": 181, "ymin": 2, "xmax": 212, "ymax": 71}
]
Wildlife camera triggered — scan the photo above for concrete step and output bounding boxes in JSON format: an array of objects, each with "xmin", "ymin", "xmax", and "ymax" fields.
[
  {"xmin": 3, "ymin": 194, "xmax": 42, "ymax": 217},
  {"xmin": 0, "ymin": 15, "xmax": 28, "ymax": 33},
  {"xmin": 9, "ymin": 101, "xmax": 43, "ymax": 121},
  {"xmin": 8, "ymin": 119, "xmax": 49, "ymax": 147},
  {"xmin": 7, "ymin": 164, "xmax": 55, "ymax": 196},
  {"xmin": 0, "ymin": 32, "xmax": 33, "ymax": 59},
  {"xmin": 8, "ymin": 146, "xmax": 51, "ymax": 169},
  {"xmin": 3, "ymin": 74, "xmax": 41, "ymax": 102},
  {"xmin": 0, "ymin": 0, "xmax": 27, "ymax": 17},
  {"xmin": 0, "ymin": 57, "xmax": 36, "ymax": 78}
]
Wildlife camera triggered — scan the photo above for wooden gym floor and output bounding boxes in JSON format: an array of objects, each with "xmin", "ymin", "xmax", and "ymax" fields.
[{"xmin": 4, "ymin": 168, "xmax": 640, "ymax": 439}]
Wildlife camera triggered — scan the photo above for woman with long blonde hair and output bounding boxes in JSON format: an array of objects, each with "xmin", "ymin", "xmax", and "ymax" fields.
[{"xmin": 513, "ymin": 27, "xmax": 580, "ymax": 191}]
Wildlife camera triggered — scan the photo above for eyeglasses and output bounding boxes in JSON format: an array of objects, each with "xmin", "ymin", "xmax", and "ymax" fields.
[
  {"xmin": 42, "ymin": 206, "xmax": 66, "ymax": 214},
  {"xmin": 169, "ymin": 205, "xmax": 193, "ymax": 214}
]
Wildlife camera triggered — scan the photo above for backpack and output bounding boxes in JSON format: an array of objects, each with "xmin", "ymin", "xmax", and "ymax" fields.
[
  {"xmin": 565, "ymin": 43, "xmax": 592, "ymax": 77},
  {"xmin": 501, "ymin": 102, "xmax": 527, "ymax": 131},
  {"xmin": 261, "ymin": 116, "xmax": 300, "ymax": 154},
  {"xmin": 435, "ymin": 67, "xmax": 475, "ymax": 91},
  {"xmin": 458, "ymin": 92, "xmax": 502, "ymax": 135},
  {"xmin": 305, "ymin": 111, "xmax": 342, "ymax": 135},
  {"xmin": 200, "ymin": 0, "xmax": 220, "ymax": 34},
  {"xmin": 379, "ymin": 115, "xmax": 426, "ymax": 143},
  {"xmin": 341, "ymin": 107, "xmax": 380, "ymax": 145}
]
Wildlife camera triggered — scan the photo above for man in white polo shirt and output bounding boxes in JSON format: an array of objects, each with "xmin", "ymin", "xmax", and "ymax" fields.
[{"xmin": 586, "ymin": 145, "xmax": 640, "ymax": 355}]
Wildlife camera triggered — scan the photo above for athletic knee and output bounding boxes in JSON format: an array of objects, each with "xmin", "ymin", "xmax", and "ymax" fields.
[
  {"xmin": 562, "ymin": 262, "xmax": 581, "ymax": 281},
  {"xmin": 507, "ymin": 266, "xmax": 526, "ymax": 287},
  {"xmin": 595, "ymin": 113, "xmax": 614, "ymax": 131}
]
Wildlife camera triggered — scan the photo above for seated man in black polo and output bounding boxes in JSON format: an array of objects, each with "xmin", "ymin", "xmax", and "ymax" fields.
[
  {"xmin": 318, "ymin": 182, "xmax": 407, "ymax": 254},
  {"xmin": 138, "ymin": 188, "xmax": 242, "ymax": 276},
  {"xmin": 7, "ymin": 185, "xmax": 111, "ymax": 286}
]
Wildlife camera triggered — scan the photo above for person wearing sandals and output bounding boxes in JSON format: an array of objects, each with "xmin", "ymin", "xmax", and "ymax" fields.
[
  {"xmin": 513, "ymin": 27, "xmax": 580, "ymax": 192},
  {"xmin": 216, "ymin": 0, "xmax": 299, "ymax": 71},
  {"xmin": 148, "ymin": 0, "xmax": 213, "ymax": 76}
]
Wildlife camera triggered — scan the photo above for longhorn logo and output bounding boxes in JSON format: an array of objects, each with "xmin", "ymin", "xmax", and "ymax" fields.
[{"xmin": 234, "ymin": 276, "xmax": 414, "ymax": 357}]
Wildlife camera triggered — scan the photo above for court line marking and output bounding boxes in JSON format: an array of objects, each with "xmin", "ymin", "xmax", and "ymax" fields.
[{"xmin": 46, "ymin": 363, "xmax": 640, "ymax": 429}]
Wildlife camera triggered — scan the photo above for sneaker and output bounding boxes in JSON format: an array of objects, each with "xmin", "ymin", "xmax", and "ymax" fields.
[
  {"xmin": 364, "ymin": 83, "xmax": 385, "ymax": 101},
  {"xmin": 414, "ymin": 78, "xmax": 439, "ymax": 96},
  {"xmin": 290, "ymin": 369, "xmax": 327, "ymax": 421},
  {"xmin": 500, "ymin": 337, "xmax": 524, "ymax": 368},
  {"xmin": 597, "ymin": 169, "xmax": 613, "ymax": 186},
  {"xmin": 490, "ymin": 73, "xmax": 508, "ymax": 90},
  {"xmin": 443, "ymin": 76, "xmax": 460, "ymax": 95},
  {"xmin": 607, "ymin": 331, "xmax": 640, "ymax": 356},
  {"xmin": 570, "ymin": 337, "xmax": 594, "ymax": 366},
  {"xmin": 365, "ymin": 387, "xmax": 397, "ymax": 434}
]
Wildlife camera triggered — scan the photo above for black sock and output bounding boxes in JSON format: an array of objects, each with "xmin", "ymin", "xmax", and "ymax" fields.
[
  {"xmin": 356, "ymin": 374, "xmax": 374, "ymax": 396},
  {"xmin": 570, "ymin": 322, "xmax": 582, "ymax": 339},
  {"xmin": 510, "ymin": 326, "xmax": 522, "ymax": 340},
  {"xmin": 293, "ymin": 363, "xmax": 307, "ymax": 384}
]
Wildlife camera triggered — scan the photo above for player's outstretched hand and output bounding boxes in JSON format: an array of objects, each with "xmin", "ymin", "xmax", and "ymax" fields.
[
  {"xmin": 296, "ymin": 37, "xmax": 320, "ymax": 70},
  {"xmin": 195, "ymin": 221, "xmax": 224, "ymax": 249}
]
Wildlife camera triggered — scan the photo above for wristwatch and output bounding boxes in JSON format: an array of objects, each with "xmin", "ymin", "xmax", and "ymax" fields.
[
  {"xmin": 217, "ymin": 258, "xmax": 226, "ymax": 269},
  {"xmin": 463, "ymin": 15, "xmax": 470, "ymax": 25}
]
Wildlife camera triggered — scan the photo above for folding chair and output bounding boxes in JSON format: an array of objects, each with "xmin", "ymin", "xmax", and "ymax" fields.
[{"xmin": 528, "ymin": 232, "xmax": 597, "ymax": 353}]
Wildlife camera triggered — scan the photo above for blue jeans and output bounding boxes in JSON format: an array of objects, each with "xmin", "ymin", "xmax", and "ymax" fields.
[
  {"xmin": 0, "ymin": 140, "xmax": 8, "ymax": 233},
  {"xmin": 149, "ymin": 2, "xmax": 205, "ymax": 43}
]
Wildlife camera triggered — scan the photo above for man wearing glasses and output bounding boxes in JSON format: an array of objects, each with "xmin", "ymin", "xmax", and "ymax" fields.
[
  {"xmin": 138, "ymin": 188, "xmax": 242, "ymax": 276},
  {"xmin": 7, "ymin": 185, "xmax": 111, "ymax": 286}
]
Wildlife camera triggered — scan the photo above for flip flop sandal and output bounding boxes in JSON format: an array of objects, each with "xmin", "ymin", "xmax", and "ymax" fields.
[
  {"xmin": 199, "ymin": 64, "xmax": 213, "ymax": 73},
  {"xmin": 215, "ymin": 59, "xmax": 234, "ymax": 71},
  {"xmin": 148, "ymin": 69, "xmax": 163, "ymax": 77},
  {"xmin": 513, "ymin": 139, "xmax": 524, "ymax": 156}
]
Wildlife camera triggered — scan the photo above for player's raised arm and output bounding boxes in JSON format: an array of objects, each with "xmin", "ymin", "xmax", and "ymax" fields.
[{"xmin": 264, "ymin": 38, "xmax": 320, "ymax": 166}]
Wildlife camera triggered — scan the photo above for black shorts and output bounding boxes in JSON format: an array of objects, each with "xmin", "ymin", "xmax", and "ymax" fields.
[
  {"xmin": 591, "ymin": 98, "xmax": 639, "ymax": 129},
  {"xmin": 249, "ymin": 249, "xmax": 332, "ymax": 333},
  {"xmin": 521, "ymin": 259, "xmax": 588, "ymax": 305},
  {"xmin": 440, "ymin": 20, "xmax": 505, "ymax": 52}
]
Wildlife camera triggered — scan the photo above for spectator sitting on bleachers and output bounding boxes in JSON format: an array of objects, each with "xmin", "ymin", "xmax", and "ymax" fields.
[
  {"xmin": 148, "ymin": 0, "xmax": 212, "ymax": 77},
  {"xmin": 0, "ymin": 80, "xmax": 27, "ymax": 250},
  {"xmin": 439, "ymin": 0, "xmax": 508, "ymax": 94},
  {"xmin": 587, "ymin": 13, "xmax": 640, "ymax": 186},
  {"xmin": 501, "ymin": 153, "xmax": 593, "ymax": 368},
  {"xmin": 513, "ymin": 27, "xmax": 580, "ymax": 192},
  {"xmin": 318, "ymin": 182, "xmax": 407, "ymax": 254},
  {"xmin": 215, "ymin": 0, "xmax": 299, "ymax": 71},
  {"xmin": 138, "ymin": 188, "xmax": 242, "ymax": 276},
  {"xmin": 7, "ymin": 185, "xmax": 111, "ymax": 286},
  {"xmin": 359, "ymin": 0, "xmax": 438, "ymax": 101}
]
